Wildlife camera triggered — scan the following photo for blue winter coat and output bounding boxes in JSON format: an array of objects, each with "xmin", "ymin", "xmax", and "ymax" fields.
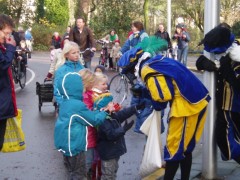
[
  {"xmin": 54, "ymin": 72, "xmax": 107, "ymax": 157},
  {"xmin": 54, "ymin": 60, "xmax": 84, "ymax": 105},
  {"xmin": 120, "ymin": 30, "xmax": 148, "ymax": 54},
  {"xmin": 0, "ymin": 44, "xmax": 17, "ymax": 120},
  {"xmin": 97, "ymin": 106, "xmax": 137, "ymax": 160}
]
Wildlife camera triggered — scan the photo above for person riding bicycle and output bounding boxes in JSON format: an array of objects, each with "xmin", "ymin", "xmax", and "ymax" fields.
[
  {"xmin": 25, "ymin": 27, "xmax": 33, "ymax": 58},
  {"xmin": 69, "ymin": 17, "xmax": 96, "ymax": 69},
  {"xmin": 14, "ymin": 40, "xmax": 29, "ymax": 67},
  {"xmin": 97, "ymin": 38, "xmax": 109, "ymax": 67},
  {"xmin": 102, "ymin": 29, "xmax": 119, "ymax": 69}
]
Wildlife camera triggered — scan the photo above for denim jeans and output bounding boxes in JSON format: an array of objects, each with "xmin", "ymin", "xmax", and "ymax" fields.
[
  {"xmin": 84, "ymin": 60, "xmax": 92, "ymax": 69},
  {"xmin": 177, "ymin": 46, "xmax": 189, "ymax": 66}
]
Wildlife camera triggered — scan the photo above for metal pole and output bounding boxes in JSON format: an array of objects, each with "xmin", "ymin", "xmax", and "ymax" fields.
[
  {"xmin": 202, "ymin": 0, "xmax": 220, "ymax": 179},
  {"xmin": 167, "ymin": 0, "xmax": 171, "ymax": 37}
]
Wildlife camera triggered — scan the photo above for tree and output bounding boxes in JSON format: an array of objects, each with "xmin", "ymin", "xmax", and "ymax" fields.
[
  {"xmin": 90, "ymin": 0, "xmax": 142, "ymax": 40},
  {"xmin": 221, "ymin": 0, "xmax": 240, "ymax": 26},
  {"xmin": 0, "ymin": 0, "xmax": 34, "ymax": 27},
  {"xmin": 36, "ymin": 0, "xmax": 45, "ymax": 23},
  {"xmin": 143, "ymin": 0, "xmax": 150, "ymax": 33},
  {"xmin": 173, "ymin": 0, "xmax": 204, "ymax": 32},
  {"xmin": 44, "ymin": 0, "xmax": 69, "ymax": 26}
]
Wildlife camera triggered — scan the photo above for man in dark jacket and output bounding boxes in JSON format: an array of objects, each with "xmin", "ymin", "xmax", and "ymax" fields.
[
  {"xmin": 154, "ymin": 23, "xmax": 172, "ymax": 54},
  {"xmin": 0, "ymin": 14, "xmax": 17, "ymax": 150},
  {"xmin": 69, "ymin": 17, "xmax": 96, "ymax": 69}
]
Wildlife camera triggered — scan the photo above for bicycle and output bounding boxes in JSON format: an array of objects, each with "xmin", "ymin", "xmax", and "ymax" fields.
[
  {"xmin": 96, "ymin": 39, "xmax": 110, "ymax": 67},
  {"xmin": 12, "ymin": 48, "xmax": 27, "ymax": 89},
  {"xmin": 79, "ymin": 48, "xmax": 94, "ymax": 66},
  {"xmin": 109, "ymin": 70, "xmax": 136, "ymax": 105}
]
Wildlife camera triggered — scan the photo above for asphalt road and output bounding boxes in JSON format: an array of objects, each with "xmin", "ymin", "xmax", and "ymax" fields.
[
  {"xmin": 0, "ymin": 51, "xmax": 203, "ymax": 180},
  {"xmin": 0, "ymin": 51, "xmax": 147, "ymax": 180}
]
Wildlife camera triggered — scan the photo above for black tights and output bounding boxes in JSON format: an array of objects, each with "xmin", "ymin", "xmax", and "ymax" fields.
[
  {"xmin": 0, "ymin": 119, "xmax": 7, "ymax": 150},
  {"xmin": 164, "ymin": 153, "xmax": 192, "ymax": 180}
]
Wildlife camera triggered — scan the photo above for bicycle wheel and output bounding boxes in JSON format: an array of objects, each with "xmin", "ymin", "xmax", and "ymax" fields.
[
  {"xmin": 11, "ymin": 64, "xmax": 18, "ymax": 84},
  {"xmin": 18, "ymin": 61, "xmax": 26, "ymax": 89},
  {"xmin": 109, "ymin": 74, "xmax": 128, "ymax": 105}
]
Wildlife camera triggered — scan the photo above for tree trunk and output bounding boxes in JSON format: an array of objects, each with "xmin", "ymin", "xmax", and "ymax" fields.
[
  {"xmin": 143, "ymin": 0, "xmax": 149, "ymax": 33},
  {"xmin": 68, "ymin": 0, "xmax": 75, "ymax": 25}
]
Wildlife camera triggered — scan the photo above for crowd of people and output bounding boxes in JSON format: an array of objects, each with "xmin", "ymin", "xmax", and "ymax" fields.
[{"xmin": 1, "ymin": 12, "xmax": 240, "ymax": 180}]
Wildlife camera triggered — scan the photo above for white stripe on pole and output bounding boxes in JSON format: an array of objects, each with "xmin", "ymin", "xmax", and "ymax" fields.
[{"xmin": 202, "ymin": 0, "xmax": 220, "ymax": 179}]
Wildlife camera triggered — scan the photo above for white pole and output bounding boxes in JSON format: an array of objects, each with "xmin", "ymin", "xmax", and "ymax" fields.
[
  {"xmin": 202, "ymin": 0, "xmax": 220, "ymax": 179},
  {"xmin": 167, "ymin": 0, "xmax": 171, "ymax": 37}
]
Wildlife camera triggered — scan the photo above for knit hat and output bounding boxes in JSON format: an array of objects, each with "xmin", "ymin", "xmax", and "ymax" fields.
[{"xmin": 93, "ymin": 93, "xmax": 113, "ymax": 110}]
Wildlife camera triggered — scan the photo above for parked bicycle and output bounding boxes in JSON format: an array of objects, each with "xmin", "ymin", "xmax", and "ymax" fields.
[
  {"xmin": 109, "ymin": 70, "xmax": 136, "ymax": 105},
  {"xmin": 96, "ymin": 39, "xmax": 110, "ymax": 67},
  {"xmin": 12, "ymin": 47, "xmax": 28, "ymax": 89}
]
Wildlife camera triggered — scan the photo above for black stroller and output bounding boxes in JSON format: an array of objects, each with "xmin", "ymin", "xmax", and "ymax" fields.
[{"xmin": 36, "ymin": 79, "xmax": 57, "ymax": 111}]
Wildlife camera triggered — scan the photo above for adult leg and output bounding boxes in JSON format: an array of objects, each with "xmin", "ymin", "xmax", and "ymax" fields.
[
  {"xmin": 180, "ymin": 153, "xmax": 192, "ymax": 180},
  {"xmin": 164, "ymin": 160, "xmax": 180, "ymax": 180},
  {"xmin": 108, "ymin": 54, "xmax": 113, "ymax": 68},
  {"xmin": 84, "ymin": 60, "xmax": 92, "ymax": 70},
  {"xmin": 177, "ymin": 49, "xmax": 183, "ymax": 63},
  {"xmin": 0, "ymin": 119, "xmax": 7, "ymax": 150},
  {"xmin": 182, "ymin": 46, "xmax": 189, "ymax": 66},
  {"xmin": 215, "ymin": 110, "xmax": 231, "ymax": 160}
]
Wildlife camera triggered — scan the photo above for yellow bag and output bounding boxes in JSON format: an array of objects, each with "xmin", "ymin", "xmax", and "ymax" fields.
[{"xmin": 1, "ymin": 109, "xmax": 26, "ymax": 152}]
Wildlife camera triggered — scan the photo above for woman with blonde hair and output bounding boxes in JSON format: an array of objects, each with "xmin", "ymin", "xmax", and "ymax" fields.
[{"xmin": 54, "ymin": 41, "xmax": 84, "ymax": 105}]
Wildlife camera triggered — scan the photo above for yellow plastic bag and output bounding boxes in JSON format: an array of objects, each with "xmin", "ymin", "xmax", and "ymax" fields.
[{"xmin": 1, "ymin": 109, "xmax": 26, "ymax": 152}]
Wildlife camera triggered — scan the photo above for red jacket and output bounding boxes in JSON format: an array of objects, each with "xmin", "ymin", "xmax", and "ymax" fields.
[{"xmin": 83, "ymin": 90, "xmax": 97, "ymax": 148}]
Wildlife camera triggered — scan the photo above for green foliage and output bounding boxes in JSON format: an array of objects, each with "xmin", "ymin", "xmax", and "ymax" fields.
[
  {"xmin": 0, "ymin": 0, "xmax": 34, "ymax": 27},
  {"xmin": 31, "ymin": 23, "xmax": 66, "ymax": 51},
  {"xmin": 44, "ymin": 0, "xmax": 69, "ymax": 26},
  {"xmin": 0, "ymin": 1, "xmax": 10, "ymax": 15},
  {"xmin": 186, "ymin": 27, "xmax": 203, "ymax": 51},
  {"xmin": 36, "ymin": 0, "xmax": 45, "ymax": 22},
  {"xmin": 89, "ymin": 0, "xmax": 142, "ymax": 43},
  {"xmin": 232, "ymin": 21, "xmax": 240, "ymax": 38}
]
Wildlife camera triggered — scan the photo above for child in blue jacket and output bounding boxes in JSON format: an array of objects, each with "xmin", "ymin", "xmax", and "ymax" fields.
[{"xmin": 54, "ymin": 72, "xmax": 114, "ymax": 179}]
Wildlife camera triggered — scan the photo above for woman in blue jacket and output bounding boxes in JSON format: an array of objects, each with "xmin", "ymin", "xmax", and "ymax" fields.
[{"xmin": 0, "ymin": 14, "xmax": 17, "ymax": 150}]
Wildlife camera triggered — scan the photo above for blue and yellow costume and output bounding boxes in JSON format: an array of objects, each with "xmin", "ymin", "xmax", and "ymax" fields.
[
  {"xmin": 139, "ymin": 55, "xmax": 210, "ymax": 161},
  {"xmin": 118, "ymin": 38, "xmax": 210, "ymax": 179}
]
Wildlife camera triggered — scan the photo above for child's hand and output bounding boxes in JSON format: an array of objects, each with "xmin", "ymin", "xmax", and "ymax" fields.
[{"xmin": 101, "ymin": 102, "xmax": 115, "ymax": 113}]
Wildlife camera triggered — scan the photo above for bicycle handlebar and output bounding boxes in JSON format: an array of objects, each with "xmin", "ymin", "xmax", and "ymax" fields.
[{"xmin": 79, "ymin": 48, "xmax": 95, "ymax": 54}]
